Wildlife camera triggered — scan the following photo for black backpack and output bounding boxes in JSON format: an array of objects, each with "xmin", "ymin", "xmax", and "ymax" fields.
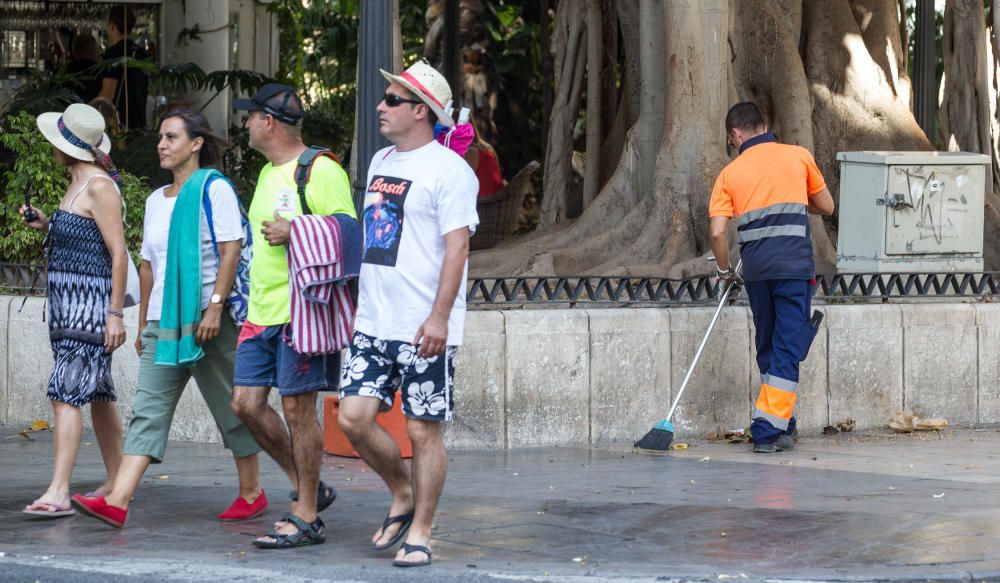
[{"xmin": 294, "ymin": 146, "xmax": 342, "ymax": 215}]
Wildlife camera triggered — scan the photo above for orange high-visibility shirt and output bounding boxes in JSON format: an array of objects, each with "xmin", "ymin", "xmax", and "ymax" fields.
[{"xmin": 709, "ymin": 134, "xmax": 826, "ymax": 280}]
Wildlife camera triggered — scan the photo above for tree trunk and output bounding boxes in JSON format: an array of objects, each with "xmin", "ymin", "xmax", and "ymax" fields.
[
  {"xmin": 539, "ymin": 0, "xmax": 586, "ymax": 226},
  {"xmin": 540, "ymin": 0, "xmax": 553, "ymax": 153},
  {"xmin": 597, "ymin": 0, "xmax": 640, "ymax": 187},
  {"xmin": 940, "ymin": 0, "xmax": 991, "ymax": 155},
  {"xmin": 941, "ymin": 0, "xmax": 1000, "ymax": 268},
  {"xmin": 803, "ymin": 0, "xmax": 931, "ymax": 234},
  {"xmin": 473, "ymin": 0, "xmax": 936, "ymax": 277},
  {"xmin": 582, "ymin": 0, "xmax": 603, "ymax": 208},
  {"xmin": 850, "ymin": 0, "xmax": 912, "ymax": 104}
]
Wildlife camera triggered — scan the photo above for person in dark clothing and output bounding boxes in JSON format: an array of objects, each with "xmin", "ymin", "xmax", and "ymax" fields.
[
  {"xmin": 98, "ymin": 6, "xmax": 149, "ymax": 130},
  {"xmin": 64, "ymin": 33, "xmax": 101, "ymax": 104}
]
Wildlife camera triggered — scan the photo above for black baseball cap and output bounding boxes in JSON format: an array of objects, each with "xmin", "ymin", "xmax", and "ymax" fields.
[{"xmin": 232, "ymin": 83, "xmax": 304, "ymax": 125}]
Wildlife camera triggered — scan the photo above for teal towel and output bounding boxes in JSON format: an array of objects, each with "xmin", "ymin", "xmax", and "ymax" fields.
[{"xmin": 156, "ymin": 168, "xmax": 220, "ymax": 366}]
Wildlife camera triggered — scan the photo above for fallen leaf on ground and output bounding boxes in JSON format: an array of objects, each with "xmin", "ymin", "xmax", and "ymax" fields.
[
  {"xmin": 890, "ymin": 410, "xmax": 948, "ymax": 432},
  {"xmin": 914, "ymin": 417, "xmax": 948, "ymax": 431},
  {"xmin": 823, "ymin": 425, "xmax": 840, "ymax": 435},
  {"xmin": 834, "ymin": 418, "xmax": 855, "ymax": 432},
  {"xmin": 29, "ymin": 420, "xmax": 51, "ymax": 431}
]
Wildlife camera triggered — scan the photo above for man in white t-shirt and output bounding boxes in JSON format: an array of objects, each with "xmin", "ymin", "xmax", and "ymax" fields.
[{"xmin": 338, "ymin": 61, "xmax": 479, "ymax": 568}]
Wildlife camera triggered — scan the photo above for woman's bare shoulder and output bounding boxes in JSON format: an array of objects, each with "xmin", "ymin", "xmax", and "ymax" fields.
[{"xmin": 87, "ymin": 175, "xmax": 121, "ymax": 201}]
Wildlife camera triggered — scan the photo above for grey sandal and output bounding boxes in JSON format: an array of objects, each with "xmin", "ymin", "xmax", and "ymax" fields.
[
  {"xmin": 252, "ymin": 514, "xmax": 326, "ymax": 549},
  {"xmin": 289, "ymin": 480, "xmax": 337, "ymax": 513}
]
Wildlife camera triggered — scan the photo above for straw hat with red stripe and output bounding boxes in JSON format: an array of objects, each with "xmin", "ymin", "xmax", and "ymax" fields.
[{"xmin": 380, "ymin": 61, "xmax": 455, "ymax": 128}]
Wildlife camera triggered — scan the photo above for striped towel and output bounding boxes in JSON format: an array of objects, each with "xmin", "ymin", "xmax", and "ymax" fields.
[{"xmin": 286, "ymin": 214, "xmax": 359, "ymax": 355}]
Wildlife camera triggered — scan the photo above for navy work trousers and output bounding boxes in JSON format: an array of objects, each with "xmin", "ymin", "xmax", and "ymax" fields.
[{"xmin": 746, "ymin": 279, "xmax": 818, "ymax": 444}]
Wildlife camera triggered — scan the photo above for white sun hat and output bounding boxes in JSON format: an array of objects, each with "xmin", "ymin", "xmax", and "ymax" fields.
[
  {"xmin": 380, "ymin": 60, "xmax": 455, "ymax": 128},
  {"xmin": 36, "ymin": 103, "xmax": 111, "ymax": 162}
]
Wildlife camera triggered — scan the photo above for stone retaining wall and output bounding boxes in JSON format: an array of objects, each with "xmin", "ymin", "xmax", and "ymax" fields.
[{"xmin": 1, "ymin": 296, "xmax": 996, "ymax": 449}]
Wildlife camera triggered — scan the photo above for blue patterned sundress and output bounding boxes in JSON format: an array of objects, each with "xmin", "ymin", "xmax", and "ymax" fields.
[{"xmin": 45, "ymin": 210, "xmax": 116, "ymax": 406}]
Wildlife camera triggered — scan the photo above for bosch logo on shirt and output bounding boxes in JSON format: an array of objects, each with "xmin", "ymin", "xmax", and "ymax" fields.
[{"xmin": 363, "ymin": 175, "xmax": 412, "ymax": 267}]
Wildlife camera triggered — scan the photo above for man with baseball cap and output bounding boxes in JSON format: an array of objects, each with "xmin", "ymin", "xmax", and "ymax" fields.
[
  {"xmin": 337, "ymin": 61, "xmax": 479, "ymax": 568},
  {"xmin": 229, "ymin": 83, "xmax": 356, "ymax": 549}
]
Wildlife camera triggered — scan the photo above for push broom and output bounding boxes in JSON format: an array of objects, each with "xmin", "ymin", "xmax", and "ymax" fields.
[{"xmin": 634, "ymin": 259, "xmax": 743, "ymax": 451}]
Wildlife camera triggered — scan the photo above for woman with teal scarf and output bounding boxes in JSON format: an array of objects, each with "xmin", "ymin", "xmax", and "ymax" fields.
[{"xmin": 72, "ymin": 109, "xmax": 266, "ymax": 528}]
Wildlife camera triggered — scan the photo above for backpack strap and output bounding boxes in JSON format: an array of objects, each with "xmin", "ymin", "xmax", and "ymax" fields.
[
  {"xmin": 295, "ymin": 146, "xmax": 341, "ymax": 216},
  {"xmin": 202, "ymin": 173, "xmax": 239, "ymax": 260}
]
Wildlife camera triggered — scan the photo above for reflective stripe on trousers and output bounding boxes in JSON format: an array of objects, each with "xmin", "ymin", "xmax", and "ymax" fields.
[
  {"xmin": 752, "ymin": 374, "xmax": 798, "ymax": 431},
  {"xmin": 746, "ymin": 279, "xmax": 816, "ymax": 442}
]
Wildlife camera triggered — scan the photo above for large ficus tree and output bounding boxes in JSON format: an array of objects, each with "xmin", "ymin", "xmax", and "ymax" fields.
[{"xmin": 470, "ymin": 0, "xmax": 1000, "ymax": 277}]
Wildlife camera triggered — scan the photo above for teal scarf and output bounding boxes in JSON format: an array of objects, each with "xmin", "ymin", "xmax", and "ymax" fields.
[{"xmin": 155, "ymin": 168, "xmax": 220, "ymax": 366}]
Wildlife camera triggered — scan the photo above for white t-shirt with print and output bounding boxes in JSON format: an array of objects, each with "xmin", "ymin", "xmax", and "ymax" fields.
[
  {"xmin": 140, "ymin": 179, "xmax": 243, "ymax": 321},
  {"xmin": 355, "ymin": 140, "xmax": 480, "ymax": 345}
]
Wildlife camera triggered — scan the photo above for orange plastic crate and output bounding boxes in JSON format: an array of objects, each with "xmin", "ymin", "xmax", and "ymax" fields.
[{"xmin": 323, "ymin": 393, "xmax": 413, "ymax": 458}]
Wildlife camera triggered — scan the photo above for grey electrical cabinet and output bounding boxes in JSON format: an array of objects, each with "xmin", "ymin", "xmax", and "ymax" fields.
[{"xmin": 836, "ymin": 151, "xmax": 988, "ymax": 273}]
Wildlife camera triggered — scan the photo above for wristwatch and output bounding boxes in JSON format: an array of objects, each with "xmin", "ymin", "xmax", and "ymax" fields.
[{"xmin": 210, "ymin": 293, "xmax": 223, "ymax": 305}]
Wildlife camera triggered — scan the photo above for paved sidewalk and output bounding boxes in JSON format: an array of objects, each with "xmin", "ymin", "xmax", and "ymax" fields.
[{"xmin": 2, "ymin": 426, "xmax": 999, "ymax": 582}]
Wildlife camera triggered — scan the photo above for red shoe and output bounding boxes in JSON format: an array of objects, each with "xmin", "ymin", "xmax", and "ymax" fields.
[
  {"xmin": 71, "ymin": 494, "xmax": 127, "ymax": 528},
  {"xmin": 219, "ymin": 490, "xmax": 269, "ymax": 521}
]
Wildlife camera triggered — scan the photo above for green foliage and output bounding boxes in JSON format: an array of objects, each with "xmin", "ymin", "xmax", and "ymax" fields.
[
  {"xmin": 0, "ymin": 112, "xmax": 67, "ymax": 263},
  {"xmin": 267, "ymin": 0, "xmax": 429, "ymax": 155},
  {"xmin": 302, "ymin": 104, "xmax": 354, "ymax": 159},
  {"xmin": 114, "ymin": 128, "xmax": 171, "ymax": 187},
  {"xmin": 268, "ymin": 0, "xmax": 361, "ymax": 154},
  {"xmin": 486, "ymin": 2, "xmax": 547, "ymax": 181},
  {"xmin": 398, "ymin": 3, "xmax": 429, "ymax": 65},
  {"xmin": 222, "ymin": 124, "xmax": 267, "ymax": 208},
  {"xmin": 269, "ymin": 1, "xmax": 359, "ymax": 103},
  {"xmin": 0, "ymin": 68, "xmax": 92, "ymax": 119},
  {"xmin": 0, "ymin": 111, "xmax": 148, "ymax": 264}
]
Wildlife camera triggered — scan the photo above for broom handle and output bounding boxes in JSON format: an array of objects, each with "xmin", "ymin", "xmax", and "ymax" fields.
[{"xmin": 664, "ymin": 258, "xmax": 743, "ymax": 421}]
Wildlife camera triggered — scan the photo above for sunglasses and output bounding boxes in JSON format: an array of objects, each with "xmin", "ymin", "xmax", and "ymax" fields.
[{"xmin": 383, "ymin": 92, "xmax": 424, "ymax": 108}]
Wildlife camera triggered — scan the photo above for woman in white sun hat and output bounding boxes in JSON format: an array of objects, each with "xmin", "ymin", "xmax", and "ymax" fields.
[{"xmin": 20, "ymin": 103, "xmax": 128, "ymax": 519}]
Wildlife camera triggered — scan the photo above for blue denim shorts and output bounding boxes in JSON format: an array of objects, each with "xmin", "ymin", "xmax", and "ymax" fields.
[
  {"xmin": 339, "ymin": 331, "xmax": 456, "ymax": 421},
  {"xmin": 233, "ymin": 323, "xmax": 340, "ymax": 396}
]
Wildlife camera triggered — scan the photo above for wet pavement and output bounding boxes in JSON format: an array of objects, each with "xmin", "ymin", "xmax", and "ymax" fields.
[{"xmin": 2, "ymin": 426, "xmax": 999, "ymax": 582}]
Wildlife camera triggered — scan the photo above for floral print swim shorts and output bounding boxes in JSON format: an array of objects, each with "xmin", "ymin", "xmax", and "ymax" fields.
[{"xmin": 339, "ymin": 331, "xmax": 456, "ymax": 421}]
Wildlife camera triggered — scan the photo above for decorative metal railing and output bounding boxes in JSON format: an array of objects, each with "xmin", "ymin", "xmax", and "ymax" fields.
[
  {"xmin": 466, "ymin": 272, "xmax": 1000, "ymax": 306},
  {"xmin": 3, "ymin": 264, "xmax": 997, "ymax": 306},
  {"xmin": 0, "ymin": 264, "xmax": 46, "ymax": 294}
]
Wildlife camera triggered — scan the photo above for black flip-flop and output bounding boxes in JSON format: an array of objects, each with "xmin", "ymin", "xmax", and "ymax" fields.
[
  {"xmin": 373, "ymin": 510, "xmax": 415, "ymax": 551},
  {"xmin": 289, "ymin": 480, "xmax": 337, "ymax": 513},
  {"xmin": 392, "ymin": 542, "xmax": 432, "ymax": 568}
]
